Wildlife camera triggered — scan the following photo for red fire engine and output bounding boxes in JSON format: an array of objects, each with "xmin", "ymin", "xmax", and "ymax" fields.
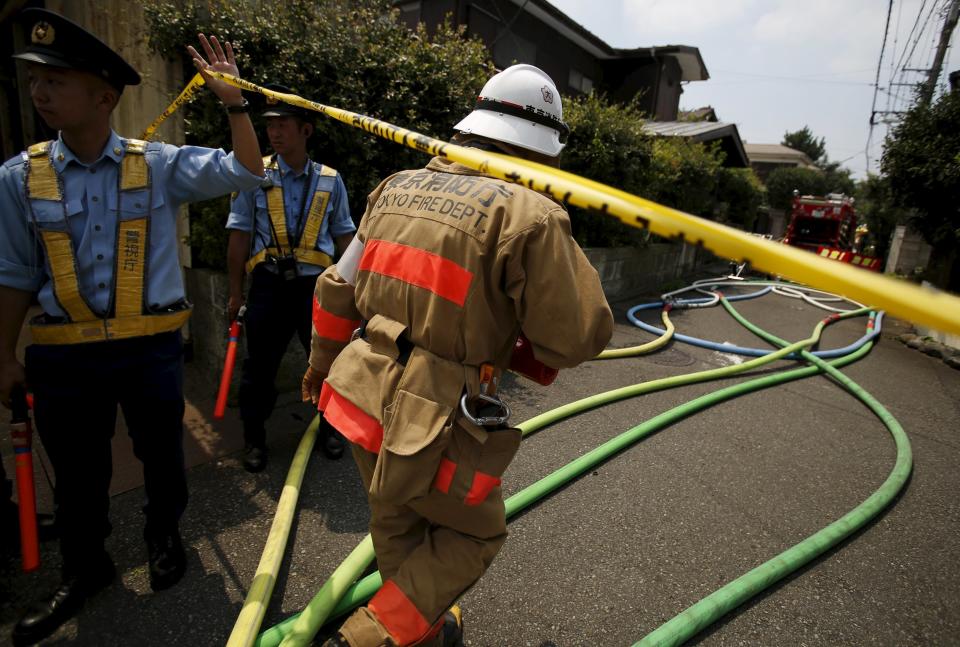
[{"xmin": 782, "ymin": 192, "xmax": 881, "ymax": 272}]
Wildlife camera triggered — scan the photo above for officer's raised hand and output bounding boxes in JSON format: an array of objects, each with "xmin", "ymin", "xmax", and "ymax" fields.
[
  {"xmin": 185, "ymin": 34, "xmax": 264, "ymax": 178},
  {"xmin": 186, "ymin": 34, "xmax": 244, "ymax": 106}
]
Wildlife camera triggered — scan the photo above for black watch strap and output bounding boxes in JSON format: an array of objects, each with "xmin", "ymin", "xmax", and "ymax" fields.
[{"xmin": 225, "ymin": 98, "xmax": 250, "ymax": 114}]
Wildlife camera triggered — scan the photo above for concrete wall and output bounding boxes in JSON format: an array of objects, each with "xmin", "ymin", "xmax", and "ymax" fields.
[
  {"xmin": 184, "ymin": 269, "xmax": 307, "ymax": 398},
  {"xmin": 886, "ymin": 225, "xmax": 932, "ymax": 275},
  {"xmin": 584, "ymin": 242, "xmax": 712, "ymax": 301}
]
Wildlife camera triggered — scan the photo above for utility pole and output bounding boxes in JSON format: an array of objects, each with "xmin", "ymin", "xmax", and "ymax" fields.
[{"xmin": 920, "ymin": 0, "xmax": 960, "ymax": 105}]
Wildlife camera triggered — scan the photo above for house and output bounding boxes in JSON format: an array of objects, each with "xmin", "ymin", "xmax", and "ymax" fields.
[
  {"xmin": 395, "ymin": 0, "xmax": 708, "ymax": 121},
  {"xmin": 641, "ymin": 107, "xmax": 748, "ymax": 168},
  {"xmin": 743, "ymin": 143, "xmax": 817, "ymax": 183}
]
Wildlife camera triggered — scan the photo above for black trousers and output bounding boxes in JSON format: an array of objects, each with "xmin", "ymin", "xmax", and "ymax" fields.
[
  {"xmin": 1, "ymin": 458, "xmax": 10, "ymax": 504},
  {"xmin": 25, "ymin": 331, "xmax": 186, "ymax": 575},
  {"xmin": 239, "ymin": 265, "xmax": 317, "ymax": 446}
]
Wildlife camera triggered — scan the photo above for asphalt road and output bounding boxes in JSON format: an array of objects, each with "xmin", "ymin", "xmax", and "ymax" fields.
[{"xmin": 2, "ymin": 276, "xmax": 959, "ymax": 646}]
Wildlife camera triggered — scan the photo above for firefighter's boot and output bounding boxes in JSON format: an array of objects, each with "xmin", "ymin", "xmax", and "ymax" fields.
[{"xmin": 439, "ymin": 605, "xmax": 464, "ymax": 647}]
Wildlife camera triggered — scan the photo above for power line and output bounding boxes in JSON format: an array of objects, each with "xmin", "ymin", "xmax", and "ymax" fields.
[
  {"xmin": 890, "ymin": 0, "xmax": 942, "ymax": 111},
  {"xmin": 884, "ymin": 0, "xmax": 906, "ymax": 116},
  {"xmin": 709, "ymin": 69, "xmax": 874, "ymax": 85},
  {"xmin": 868, "ymin": 0, "xmax": 896, "ymax": 173},
  {"xmin": 920, "ymin": 0, "xmax": 960, "ymax": 104}
]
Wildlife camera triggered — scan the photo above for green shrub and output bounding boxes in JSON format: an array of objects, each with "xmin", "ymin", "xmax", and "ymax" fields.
[
  {"xmin": 561, "ymin": 94, "xmax": 654, "ymax": 247},
  {"xmin": 562, "ymin": 93, "xmax": 763, "ymax": 245}
]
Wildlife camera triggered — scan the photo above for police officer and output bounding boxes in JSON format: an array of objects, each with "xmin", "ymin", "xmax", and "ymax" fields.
[
  {"xmin": 303, "ymin": 64, "xmax": 613, "ymax": 646},
  {"xmin": 226, "ymin": 84, "xmax": 355, "ymax": 472},
  {"xmin": 0, "ymin": 10, "xmax": 265, "ymax": 645}
]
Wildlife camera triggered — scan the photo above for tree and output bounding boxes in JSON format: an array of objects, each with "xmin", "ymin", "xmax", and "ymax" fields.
[
  {"xmin": 882, "ymin": 89, "xmax": 960, "ymax": 290},
  {"xmin": 782, "ymin": 126, "xmax": 825, "ymax": 164},
  {"xmin": 715, "ymin": 167, "xmax": 765, "ymax": 231},
  {"xmin": 561, "ymin": 94, "xmax": 654, "ymax": 247},
  {"xmin": 853, "ymin": 173, "xmax": 906, "ymax": 260},
  {"xmin": 819, "ymin": 163, "xmax": 855, "ymax": 197},
  {"xmin": 764, "ymin": 166, "xmax": 828, "ymax": 211}
]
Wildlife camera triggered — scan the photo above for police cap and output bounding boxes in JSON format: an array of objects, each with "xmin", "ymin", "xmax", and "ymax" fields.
[
  {"xmin": 261, "ymin": 84, "xmax": 311, "ymax": 119},
  {"xmin": 12, "ymin": 8, "xmax": 141, "ymax": 90}
]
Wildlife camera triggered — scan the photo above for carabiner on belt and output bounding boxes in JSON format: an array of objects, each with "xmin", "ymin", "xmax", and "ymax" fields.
[
  {"xmin": 459, "ymin": 392, "xmax": 511, "ymax": 427},
  {"xmin": 459, "ymin": 362, "xmax": 511, "ymax": 427}
]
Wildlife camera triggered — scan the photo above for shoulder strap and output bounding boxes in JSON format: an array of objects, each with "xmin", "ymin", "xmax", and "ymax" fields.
[
  {"xmin": 27, "ymin": 141, "xmax": 53, "ymax": 157},
  {"xmin": 121, "ymin": 138, "xmax": 150, "ymax": 191},
  {"xmin": 320, "ymin": 164, "xmax": 338, "ymax": 177},
  {"xmin": 25, "ymin": 141, "xmax": 60, "ymax": 201}
]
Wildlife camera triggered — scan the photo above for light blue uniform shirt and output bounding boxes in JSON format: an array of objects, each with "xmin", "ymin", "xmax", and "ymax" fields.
[
  {"xmin": 226, "ymin": 154, "xmax": 354, "ymax": 277},
  {"xmin": 0, "ymin": 130, "xmax": 263, "ymax": 317}
]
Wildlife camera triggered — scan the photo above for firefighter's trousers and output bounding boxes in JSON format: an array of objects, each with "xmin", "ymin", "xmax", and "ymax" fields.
[{"xmin": 338, "ymin": 417, "xmax": 520, "ymax": 647}]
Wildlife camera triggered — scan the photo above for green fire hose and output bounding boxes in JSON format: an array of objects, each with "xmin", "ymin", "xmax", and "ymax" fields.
[
  {"xmin": 633, "ymin": 300, "xmax": 911, "ymax": 646},
  {"xmin": 256, "ymin": 307, "xmax": 875, "ymax": 646}
]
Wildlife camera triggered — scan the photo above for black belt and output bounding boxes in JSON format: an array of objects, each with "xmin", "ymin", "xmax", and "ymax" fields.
[{"xmin": 356, "ymin": 319, "xmax": 414, "ymax": 366}]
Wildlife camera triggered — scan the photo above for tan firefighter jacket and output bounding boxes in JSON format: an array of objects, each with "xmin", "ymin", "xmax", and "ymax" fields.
[{"xmin": 310, "ymin": 156, "xmax": 612, "ymax": 469}]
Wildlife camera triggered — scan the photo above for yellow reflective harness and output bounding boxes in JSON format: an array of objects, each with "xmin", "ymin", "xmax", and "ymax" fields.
[
  {"xmin": 244, "ymin": 155, "xmax": 335, "ymax": 273},
  {"xmin": 24, "ymin": 139, "xmax": 191, "ymax": 345}
]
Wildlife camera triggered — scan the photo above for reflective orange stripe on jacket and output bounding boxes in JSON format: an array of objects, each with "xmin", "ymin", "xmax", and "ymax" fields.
[
  {"xmin": 318, "ymin": 381, "xmax": 383, "ymax": 453},
  {"xmin": 312, "ymin": 294, "xmax": 359, "ymax": 343},
  {"xmin": 359, "ymin": 239, "xmax": 474, "ymax": 306}
]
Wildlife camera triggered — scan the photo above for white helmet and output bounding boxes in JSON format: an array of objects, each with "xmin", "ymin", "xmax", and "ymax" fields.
[{"xmin": 454, "ymin": 64, "xmax": 569, "ymax": 157}]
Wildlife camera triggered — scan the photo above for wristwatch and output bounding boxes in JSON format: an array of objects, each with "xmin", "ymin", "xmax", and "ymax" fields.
[{"xmin": 225, "ymin": 98, "xmax": 249, "ymax": 114}]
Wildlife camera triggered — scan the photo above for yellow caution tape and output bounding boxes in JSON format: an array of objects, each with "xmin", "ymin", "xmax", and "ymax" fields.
[
  {"xmin": 204, "ymin": 71, "xmax": 960, "ymax": 336},
  {"xmin": 139, "ymin": 73, "xmax": 206, "ymax": 140}
]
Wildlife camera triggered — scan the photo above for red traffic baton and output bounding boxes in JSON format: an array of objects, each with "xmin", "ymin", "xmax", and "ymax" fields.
[
  {"xmin": 214, "ymin": 305, "xmax": 245, "ymax": 420},
  {"xmin": 10, "ymin": 385, "xmax": 40, "ymax": 572}
]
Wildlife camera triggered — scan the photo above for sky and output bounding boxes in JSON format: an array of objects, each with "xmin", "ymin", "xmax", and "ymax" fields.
[{"xmin": 547, "ymin": 0, "xmax": 960, "ymax": 179}]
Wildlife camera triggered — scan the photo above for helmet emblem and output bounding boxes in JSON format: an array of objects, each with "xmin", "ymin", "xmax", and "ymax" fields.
[
  {"xmin": 31, "ymin": 21, "xmax": 55, "ymax": 46},
  {"xmin": 541, "ymin": 86, "xmax": 554, "ymax": 104}
]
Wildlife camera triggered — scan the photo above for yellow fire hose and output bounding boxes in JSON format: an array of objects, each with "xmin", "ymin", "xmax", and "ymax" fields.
[
  {"xmin": 595, "ymin": 307, "xmax": 674, "ymax": 359},
  {"xmin": 225, "ymin": 416, "xmax": 319, "ymax": 647}
]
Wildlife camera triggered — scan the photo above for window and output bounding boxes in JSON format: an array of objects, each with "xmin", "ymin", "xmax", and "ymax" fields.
[
  {"xmin": 397, "ymin": 1, "xmax": 421, "ymax": 29},
  {"xmin": 493, "ymin": 33, "xmax": 536, "ymax": 68},
  {"xmin": 568, "ymin": 68, "xmax": 594, "ymax": 94}
]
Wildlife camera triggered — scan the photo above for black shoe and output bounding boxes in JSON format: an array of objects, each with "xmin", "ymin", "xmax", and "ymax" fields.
[
  {"xmin": 37, "ymin": 512, "xmax": 58, "ymax": 543},
  {"xmin": 321, "ymin": 429, "xmax": 345, "ymax": 460},
  {"xmin": 243, "ymin": 444, "xmax": 268, "ymax": 473},
  {"xmin": 147, "ymin": 530, "xmax": 186, "ymax": 592},
  {"xmin": 12, "ymin": 561, "xmax": 115, "ymax": 646}
]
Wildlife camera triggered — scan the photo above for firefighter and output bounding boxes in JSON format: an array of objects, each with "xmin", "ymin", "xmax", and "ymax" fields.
[
  {"xmin": 226, "ymin": 84, "xmax": 355, "ymax": 472},
  {"xmin": 0, "ymin": 10, "xmax": 265, "ymax": 645},
  {"xmin": 302, "ymin": 64, "xmax": 613, "ymax": 646}
]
